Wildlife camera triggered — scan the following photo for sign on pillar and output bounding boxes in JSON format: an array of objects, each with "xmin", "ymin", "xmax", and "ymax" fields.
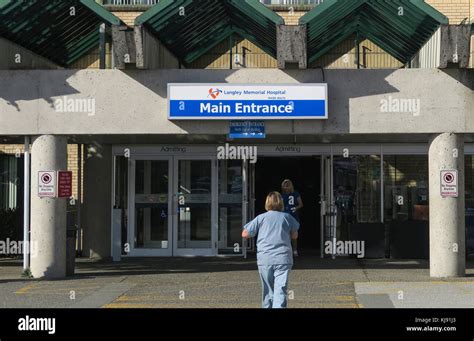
[
  {"xmin": 38, "ymin": 171, "xmax": 56, "ymax": 198},
  {"xmin": 440, "ymin": 170, "xmax": 458, "ymax": 198},
  {"xmin": 57, "ymin": 171, "xmax": 73, "ymax": 198},
  {"xmin": 38, "ymin": 170, "xmax": 72, "ymax": 198}
]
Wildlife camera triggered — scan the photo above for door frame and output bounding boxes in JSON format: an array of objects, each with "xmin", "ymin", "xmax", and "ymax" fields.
[
  {"xmin": 172, "ymin": 155, "xmax": 217, "ymax": 257},
  {"xmin": 127, "ymin": 155, "xmax": 174, "ymax": 257},
  {"xmin": 216, "ymin": 159, "xmax": 246, "ymax": 257},
  {"xmin": 321, "ymin": 153, "xmax": 336, "ymax": 259}
]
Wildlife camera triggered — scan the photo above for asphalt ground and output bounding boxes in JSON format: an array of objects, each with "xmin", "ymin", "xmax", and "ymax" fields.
[{"xmin": 1, "ymin": 255, "xmax": 474, "ymax": 308}]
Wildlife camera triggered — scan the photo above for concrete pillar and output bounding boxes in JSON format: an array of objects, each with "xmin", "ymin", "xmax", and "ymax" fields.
[
  {"xmin": 134, "ymin": 25, "xmax": 145, "ymax": 69},
  {"xmin": 440, "ymin": 25, "xmax": 471, "ymax": 69},
  {"xmin": 82, "ymin": 144, "xmax": 112, "ymax": 259},
  {"xmin": 112, "ymin": 25, "xmax": 136, "ymax": 70},
  {"xmin": 30, "ymin": 135, "xmax": 67, "ymax": 278},
  {"xmin": 429, "ymin": 133, "xmax": 465, "ymax": 277},
  {"xmin": 277, "ymin": 25, "xmax": 307, "ymax": 69}
]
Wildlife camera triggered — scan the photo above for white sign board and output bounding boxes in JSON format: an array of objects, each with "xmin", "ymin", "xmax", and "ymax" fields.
[
  {"xmin": 168, "ymin": 83, "xmax": 328, "ymax": 120},
  {"xmin": 38, "ymin": 171, "xmax": 56, "ymax": 198},
  {"xmin": 441, "ymin": 170, "xmax": 458, "ymax": 197}
]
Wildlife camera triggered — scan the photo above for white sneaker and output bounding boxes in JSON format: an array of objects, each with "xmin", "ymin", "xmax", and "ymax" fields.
[{"xmin": 293, "ymin": 250, "xmax": 298, "ymax": 257}]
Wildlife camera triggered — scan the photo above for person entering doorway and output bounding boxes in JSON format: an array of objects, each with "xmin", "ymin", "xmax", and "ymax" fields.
[
  {"xmin": 254, "ymin": 157, "xmax": 320, "ymax": 254},
  {"xmin": 242, "ymin": 192, "xmax": 299, "ymax": 308},
  {"xmin": 281, "ymin": 179, "xmax": 303, "ymax": 257}
]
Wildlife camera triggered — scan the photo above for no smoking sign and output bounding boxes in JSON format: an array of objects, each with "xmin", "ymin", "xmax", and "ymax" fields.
[
  {"xmin": 440, "ymin": 170, "xmax": 458, "ymax": 198},
  {"xmin": 38, "ymin": 171, "xmax": 56, "ymax": 198},
  {"xmin": 41, "ymin": 173, "xmax": 52, "ymax": 184}
]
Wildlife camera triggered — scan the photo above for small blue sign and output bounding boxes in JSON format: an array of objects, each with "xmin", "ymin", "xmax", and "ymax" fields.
[{"xmin": 229, "ymin": 121, "xmax": 265, "ymax": 139}]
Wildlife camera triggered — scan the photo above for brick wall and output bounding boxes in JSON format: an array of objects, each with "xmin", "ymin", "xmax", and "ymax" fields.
[
  {"xmin": 276, "ymin": 11, "xmax": 305, "ymax": 25},
  {"xmin": 471, "ymin": 35, "xmax": 474, "ymax": 68},
  {"xmin": 310, "ymin": 36, "xmax": 404, "ymax": 69},
  {"xmin": 0, "ymin": 144, "xmax": 24, "ymax": 155},
  {"xmin": 113, "ymin": 11, "xmax": 142, "ymax": 27},
  {"xmin": 70, "ymin": 44, "xmax": 112, "ymax": 69},
  {"xmin": 189, "ymin": 38, "xmax": 277, "ymax": 69},
  {"xmin": 67, "ymin": 144, "xmax": 81, "ymax": 202},
  {"xmin": 472, "ymin": 0, "xmax": 474, "ymax": 20},
  {"xmin": 426, "ymin": 0, "xmax": 472, "ymax": 24}
]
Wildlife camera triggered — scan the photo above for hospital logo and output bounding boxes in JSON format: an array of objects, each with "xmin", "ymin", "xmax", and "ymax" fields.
[{"xmin": 208, "ymin": 88, "xmax": 222, "ymax": 99}]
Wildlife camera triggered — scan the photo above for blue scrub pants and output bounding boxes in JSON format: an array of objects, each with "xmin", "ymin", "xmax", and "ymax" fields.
[{"xmin": 257, "ymin": 264, "xmax": 292, "ymax": 308}]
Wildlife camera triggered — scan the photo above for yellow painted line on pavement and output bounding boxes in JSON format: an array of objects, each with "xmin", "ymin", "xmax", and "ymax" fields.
[
  {"xmin": 132, "ymin": 281, "xmax": 261, "ymax": 291},
  {"xmin": 112, "ymin": 294, "xmax": 360, "ymax": 304},
  {"xmin": 105, "ymin": 303, "xmax": 262, "ymax": 308},
  {"xmin": 107, "ymin": 294, "xmax": 362, "ymax": 309},
  {"xmin": 284, "ymin": 294, "xmax": 355, "ymax": 298},
  {"xmin": 360, "ymin": 281, "xmax": 453, "ymax": 285},
  {"xmin": 113, "ymin": 297, "xmax": 256, "ymax": 302},
  {"xmin": 291, "ymin": 281, "xmax": 352, "ymax": 288},
  {"xmin": 113, "ymin": 293, "xmax": 260, "ymax": 301},
  {"xmin": 306, "ymin": 304, "xmax": 359, "ymax": 308},
  {"xmin": 15, "ymin": 283, "xmax": 37, "ymax": 295},
  {"xmin": 103, "ymin": 303, "xmax": 154, "ymax": 309},
  {"xmin": 16, "ymin": 286, "xmax": 102, "ymax": 295},
  {"xmin": 335, "ymin": 295, "xmax": 356, "ymax": 301}
]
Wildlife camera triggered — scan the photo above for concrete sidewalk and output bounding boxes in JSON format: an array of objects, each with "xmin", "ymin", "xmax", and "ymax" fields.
[{"xmin": 1, "ymin": 256, "xmax": 473, "ymax": 308}]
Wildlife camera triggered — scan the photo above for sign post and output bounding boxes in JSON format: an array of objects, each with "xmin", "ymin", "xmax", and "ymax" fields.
[{"xmin": 440, "ymin": 170, "xmax": 458, "ymax": 197}]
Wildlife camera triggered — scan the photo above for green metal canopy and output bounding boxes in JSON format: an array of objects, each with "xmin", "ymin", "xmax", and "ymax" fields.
[
  {"xmin": 135, "ymin": 0, "xmax": 284, "ymax": 65},
  {"xmin": 300, "ymin": 0, "xmax": 448, "ymax": 64},
  {"xmin": 0, "ymin": 0, "xmax": 121, "ymax": 66}
]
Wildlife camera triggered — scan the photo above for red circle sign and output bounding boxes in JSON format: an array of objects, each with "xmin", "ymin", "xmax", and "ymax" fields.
[
  {"xmin": 444, "ymin": 173, "xmax": 454, "ymax": 184},
  {"xmin": 41, "ymin": 174, "xmax": 52, "ymax": 184}
]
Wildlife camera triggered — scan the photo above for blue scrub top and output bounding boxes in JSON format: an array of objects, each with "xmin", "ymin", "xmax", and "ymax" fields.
[{"xmin": 244, "ymin": 211, "xmax": 300, "ymax": 266}]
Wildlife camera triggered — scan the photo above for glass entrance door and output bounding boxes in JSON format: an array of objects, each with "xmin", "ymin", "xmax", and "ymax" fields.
[
  {"xmin": 173, "ymin": 157, "xmax": 217, "ymax": 256},
  {"xmin": 129, "ymin": 157, "xmax": 173, "ymax": 256},
  {"xmin": 129, "ymin": 155, "xmax": 218, "ymax": 257},
  {"xmin": 217, "ymin": 159, "xmax": 245, "ymax": 255}
]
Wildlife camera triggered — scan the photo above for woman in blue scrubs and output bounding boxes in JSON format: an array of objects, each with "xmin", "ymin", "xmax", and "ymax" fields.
[{"xmin": 242, "ymin": 192, "xmax": 299, "ymax": 308}]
